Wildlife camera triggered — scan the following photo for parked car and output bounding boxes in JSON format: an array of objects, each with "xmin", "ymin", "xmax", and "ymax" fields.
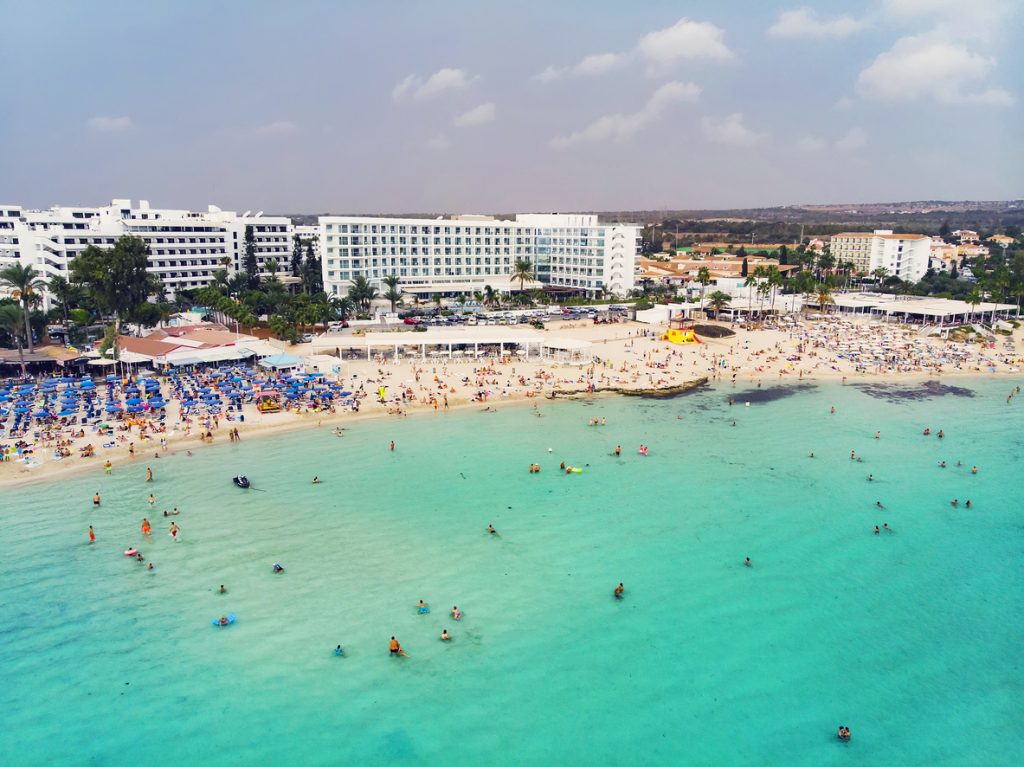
[
  {"xmin": 403, "ymin": 317, "xmax": 422, "ymax": 325},
  {"xmin": 300, "ymin": 333, "xmax": 315, "ymax": 343}
]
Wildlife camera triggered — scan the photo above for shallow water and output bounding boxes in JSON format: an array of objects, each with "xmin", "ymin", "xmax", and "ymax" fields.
[{"xmin": 2, "ymin": 379, "xmax": 1022, "ymax": 766}]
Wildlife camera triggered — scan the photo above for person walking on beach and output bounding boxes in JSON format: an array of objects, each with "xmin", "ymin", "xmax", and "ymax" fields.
[{"xmin": 88, "ymin": 525, "xmax": 95, "ymax": 543}]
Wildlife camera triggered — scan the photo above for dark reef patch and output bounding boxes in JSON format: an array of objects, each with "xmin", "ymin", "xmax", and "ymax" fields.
[
  {"xmin": 730, "ymin": 383, "xmax": 818, "ymax": 404},
  {"xmin": 852, "ymin": 380, "xmax": 976, "ymax": 403}
]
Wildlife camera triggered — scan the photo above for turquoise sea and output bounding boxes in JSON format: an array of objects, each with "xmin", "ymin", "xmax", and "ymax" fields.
[{"xmin": 2, "ymin": 378, "xmax": 1022, "ymax": 766}]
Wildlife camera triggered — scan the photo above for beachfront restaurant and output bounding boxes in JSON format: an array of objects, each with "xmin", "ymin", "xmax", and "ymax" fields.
[
  {"xmin": 342, "ymin": 327, "xmax": 589, "ymax": 363},
  {"xmin": 829, "ymin": 293, "xmax": 1018, "ymax": 326}
]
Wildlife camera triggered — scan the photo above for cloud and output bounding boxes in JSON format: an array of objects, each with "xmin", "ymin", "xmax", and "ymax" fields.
[
  {"xmin": 835, "ymin": 127, "xmax": 867, "ymax": 151},
  {"xmin": 883, "ymin": 0, "xmax": 1016, "ymax": 41},
  {"xmin": 857, "ymin": 34, "xmax": 1013, "ymax": 105},
  {"xmin": 453, "ymin": 103, "xmax": 496, "ymax": 128},
  {"xmin": 767, "ymin": 8, "xmax": 865, "ymax": 39},
  {"xmin": 551, "ymin": 81, "xmax": 700, "ymax": 148},
  {"xmin": 537, "ymin": 17, "xmax": 732, "ymax": 82},
  {"xmin": 796, "ymin": 135, "xmax": 826, "ymax": 152},
  {"xmin": 88, "ymin": 116, "xmax": 134, "ymax": 132},
  {"xmin": 700, "ymin": 113, "xmax": 766, "ymax": 147},
  {"xmin": 637, "ymin": 18, "xmax": 734, "ymax": 71},
  {"xmin": 252, "ymin": 120, "xmax": 297, "ymax": 137},
  {"xmin": 425, "ymin": 134, "xmax": 450, "ymax": 151},
  {"xmin": 392, "ymin": 68, "xmax": 478, "ymax": 102},
  {"xmin": 834, "ymin": 96, "xmax": 856, "ymax": 109}
]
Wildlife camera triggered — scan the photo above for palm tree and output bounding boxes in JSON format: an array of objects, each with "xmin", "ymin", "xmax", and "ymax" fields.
[
  {"xmin": 743, "ymin": 274, "xmax": 758, "ymax": 318},
  {"xmin": 707, "ymin": 290, "xmax": 731, "ymax": 319},
  {"xmin": 0, "ymin": 263, "xmax": 46, "ymax": 352},
  {"xmin": 766, "ymin": 265, "xmax": 783, "ymax": 315},
  {"xmin": 329, "ymin": 295, "xmax": 355, "ymax": 323},
  {"xmin": 816, "ymin": 285, "xmax": 834, "ymax": 313},
  {"xmin": 696, "ymin": 266, "xmax": 711, "ymax": 310},
  {"xmin": 382, "ymin": 275, "xmax": 401, "ymax": 313},
  {"xmin": 872, "ymin": 267, "xmax": 889, "ymax": 285},
  {"xmin": 483, "ymin": 285, "xmax": 496, "ymax": 308},
  {"xmin": 265, "ymin": 259, "xmax": 280, "ymax": 279},
  {"xmin": 48, "ymin": 274, "xmax": 76, "ymax": 327},
  {"xmin": 0, "ymin": 304, "xmax": 27, "ymax": 374},
  {"xmin": 511, "ymin": 259, "xmax": 534, "ymax": 292},
  {"xmin": 347, "ymin": 275, "xmax": 377, "ymax": 314},
  {"xmin": 966, "ymin": 288, "xmax": 982, "ymax": 321}
]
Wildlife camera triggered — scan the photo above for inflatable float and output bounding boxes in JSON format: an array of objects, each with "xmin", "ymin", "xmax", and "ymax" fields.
[
  {"xmin": 124, "ymin": 549, "xmax": 138, "ymax": 557},
  {"xmin": 212, "ymin": 613, "xmax": 237, "ymax": 627}
]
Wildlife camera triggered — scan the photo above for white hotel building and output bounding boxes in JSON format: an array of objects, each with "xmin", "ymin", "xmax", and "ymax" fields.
[
  {"xmin": 830, "ymin": 229, "xmax": 931, "ymax": 282},
  {"xmin": 319, "ymin": 213, "xmax": 639, "ymax": 299},
  {"xmin": 0, "ymin": 199, "xmax": 294, "ymax": 303}
]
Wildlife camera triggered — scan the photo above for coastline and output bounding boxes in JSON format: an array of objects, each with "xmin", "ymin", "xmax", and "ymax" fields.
[{"xmin": 3, "ymin": 317, "xmax": 1021, "ymax": 489}]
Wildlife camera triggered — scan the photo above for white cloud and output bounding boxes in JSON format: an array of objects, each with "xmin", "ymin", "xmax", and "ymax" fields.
[
  {"xmin": 551, "ymin": 81, "xmax": 700, "ymax": 148},
  {"xmin": 88, "ymin": 116, "xmax": 134, "ymax": 132},
  {"xmin": 834, "ymin": 96, "xmax": 856, "ymax": 109},
  {"xmin": 538, "ymin": 17, "xmax": 732, "ymax": 83},
  {"xmin": 701, "ymin": 113, "xmax": 766, "ymax": 147},
  {"xmin": 835, "ymin": 127, "xmax": 867, "ymax": 151},
  {"xmin": 637, "ymin": 18, "xmax": 734, "ymax": 71},
  {"xmin": 857, "ymin": 34, "xmax": 1012, "ymax": 105},
  {"xmin": 796, "ymin": 135, "xmax": 826, "ymax": 152},
  {"xmin": 252, "ymin": 120, "xmax": 297, "ymax": 137},
  {"xmin": 883, "ymin": 0, "xmax": 1016, "ymax": 40},
  {"xmin": 767, "ymin": 8, "xmax": 865, "ymax": 39},
  {"xmin": 425, "ymin": 134, "xmax": 450, "ymax": 151},
  {"xmin": 392, "ymin": 68, "xmax": 478, "ymax": 102},
  {"xmin": 453, "ymin": 102, "xmax": 496, "ymax": 128}
]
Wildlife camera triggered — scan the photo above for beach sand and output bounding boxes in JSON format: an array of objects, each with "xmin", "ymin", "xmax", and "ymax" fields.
[{"xmin": 3, "ymin": 316, "xmax": 1021, "ymax": 489}]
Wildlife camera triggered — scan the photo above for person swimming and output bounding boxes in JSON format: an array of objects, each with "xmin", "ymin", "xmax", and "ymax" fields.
[
  {"xmin": 451, "ymin": 606, "xmax": 462, "ymax": 621},
  {"xmin": 614, "ymin": 582, "xmax": 624, "ymax": 598},
  {"xmin": 487, "ymin": 524, "xmax": 497, "ymax": 535},
  {"xmin": 614, "ymin": 445, "xmax": 621, "ymax": 456},
  {"xmin": 148, "ymin": 494, "xmax": 156, "ymax": 507},
  {"xmin": 882, "ymin": 523, "xmax": 891, "ymax": 532},
  {"xmin": 874, "ymin": 526, "xmax": 880, "ymax": 535},
  {"xmin": 939, "ymin": 461, "xmax": 947, "ymax": 468},
  {"xmin": 273, "ymin": 563, "xmax": 284, "ymax": 573},
  {"xmin": 312, "ymin": 476, "xmax": 321, "ymax": 484},
  {"xmin": 141, "ymin": 518, "xmax": 151, "ymax": 535},
  {"xmin": 876, "ymin": 501, "xmax": 884, "ymax": 509},
  {"xmin": 389, "ymin": 636, "xmax": 407, "ymax": 656},
  {"xmin": 743, "ymin": 557, "xmax": 751, "ymax": 567},
  {"xmin": 219, "ymin": 585, "xmax": 226, "ymax": 594},
  {"xmin": 965, "ymin": 500, "xmax": 973, "ymax": 508},
  {"xmin": 951, "ymin": 499, "xmax": 958, "ymax": 507},
  {"xmin": 417, "ymin": 600, "xmax": 429, "ymax": 614},
  {"xmin": 838, "ymin": 726, "xmax": 851, "ymax": 742},
  {"xmin": 867, "ymin": 474, "xmax": 874, "ymax": 481},
  {"xmin": 440, "ymin": 629, "xmax": 451, "ymax": 641},
  {"xmin": 334, "ymin": 645, "xmax": 344, "ymax": 656}
]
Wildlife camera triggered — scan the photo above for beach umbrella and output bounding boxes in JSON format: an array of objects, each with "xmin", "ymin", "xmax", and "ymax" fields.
[
  {"xmin": 33, "ymin": 410, "xmax": 51, "ymax": 419},
  {"xmin": 0, "ymin": 394, "xmax": 9, "ymax": 402},
  {"xmin": 126, "ymin": 397, "xmax": 142, "ymax": 405},
  {"xmin": 58, "ymin": 408, "xmax": 77, "ymax": 416},
  {"xmin": 13, "ymin": 406, "xmax": 28, "ymax": 414}
]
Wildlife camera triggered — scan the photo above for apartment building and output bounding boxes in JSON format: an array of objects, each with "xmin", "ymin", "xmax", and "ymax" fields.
[
  {"xmin": 318, "ymin": 213, "xmax": 638, "ymax": 298},
  {"xmin": 830, "ymin": 230, "xmax": 931, "ymax": 282},
  {"xmin": 0, "ymin": 200, "xmax": 294, "ymax": 303}
]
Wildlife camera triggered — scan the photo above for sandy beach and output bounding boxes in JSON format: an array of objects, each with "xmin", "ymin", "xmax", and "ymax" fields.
[{"xmin": 3, "ymin": 315, "xmax": 1022, "ymax": 489}]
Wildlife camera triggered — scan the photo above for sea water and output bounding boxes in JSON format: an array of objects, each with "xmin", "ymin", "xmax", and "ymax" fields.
[{"xmin": 1, "ymin": 379, "xmax": 1022, "ymax": 766}]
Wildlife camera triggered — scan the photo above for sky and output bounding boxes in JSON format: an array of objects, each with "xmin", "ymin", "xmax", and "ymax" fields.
[{"xmin": 1, "ymin": 0, "xmax": 1021, "ymax": 214}]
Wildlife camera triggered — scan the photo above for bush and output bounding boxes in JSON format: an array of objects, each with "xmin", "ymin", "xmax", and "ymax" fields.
[{"xmin": 634, "ymin": 300, "xmax": 654, "ymax": 311}]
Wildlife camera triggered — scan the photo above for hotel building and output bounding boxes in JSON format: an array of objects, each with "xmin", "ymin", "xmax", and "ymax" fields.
[
  {"xmin": 318, "ymin": 213, "xmax": 639, "ymax": 299},
  {"xmin": 830, "ymin": 230, "xmax": 931, "ymax": 282}
]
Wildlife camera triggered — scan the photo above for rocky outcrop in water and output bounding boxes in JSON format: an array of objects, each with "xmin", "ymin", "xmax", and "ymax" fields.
[{"xmin": 548, "ymin": 377, "xmax": 708, "ymax": 399}]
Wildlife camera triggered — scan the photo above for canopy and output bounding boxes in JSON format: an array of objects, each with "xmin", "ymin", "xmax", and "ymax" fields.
[{"xmin": 259, "ymin": 353, "xmax": 303, "ymax": 370}]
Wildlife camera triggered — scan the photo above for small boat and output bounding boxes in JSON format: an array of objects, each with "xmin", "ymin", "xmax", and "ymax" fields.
[
  {"xmin": 233, "ymin": 475, "xmax": 250, "ymax": 489},
  {"xmin": 213, "ymin": 613, "xmax": 237, "ymax": 627}
]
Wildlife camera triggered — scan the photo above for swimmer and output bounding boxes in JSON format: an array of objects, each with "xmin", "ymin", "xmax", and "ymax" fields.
[
  {"xmin": 875, "ymin": 501, "xmax": 884, "ymax": 509},
  {"xmin": 743, "ymin": 557, "xmax": 751, "ymax": 567},
  {"xmin": 939, "ymin": 461, "xmax": 946, "ymax": 468},
  {"xmin": 312, "ymin": 476, "xmax": 321, "ymax": 484},
  {"xmin": 440, "ymin": 629, "xmax": 451, "ymax": 641},
  {"xmin": 163, "ymin": 510, "xmax": 169, "ymax": 517},
  {"xmin": 966, "ymin": 500, "xmax": 973, "ymax": 509},
  {"xmin": 487, "ymin": 524, "xmax": 497, "ymax": 535},
  {"xmin": 219, "ymin": 585, "xmax": 226, "ymax": 594},
  {"xmin": 937, "ymin": 430, "xmax": 944, "ymax": 439},
  {"xmin": 146, "ymin": 467, "xmax": 153, "ymax": 482},
  {"xmin": 451, "ymin": 606, "xmax": 462, "ymax": 621},
  {"xmin": 951, "ymin": 499, "xmax": 959, "ymax": 507},
  {"xmin": 867, "ymin": 474, "xmax": 874, "ymax": 482},
  {"xmin": 93, "ymin": 492, "xmax": 101, "ymax": 506},
  {"xmin": 850, "ymin": 451, "xmax": 856, "ymax": 460},
  {"xmin": 614, "ymin": 445, "xmax": 621, "ymax": 457},
  {"xmin": 272, "ymin": 563, "xmax": 284, "ymax": 573},
  {"xmin": 882, "ymin": 523, "xmax": 891, "ymax": 532},
  {"xmin": 808, "ymin": 452, "xmax": 814, "ymax": 458},
  {"xmin": 417, "ymin": 599, "xmax": 429, "ymax": 613},
  {"xmin": 875, "ymin": 431, "xmax": 880, "ymax": 439},
  {"xmin": 88, "ymin": 525, "xmax": 95, "ymax": 543},
  {"xmin": 838, "ymin": 726, "xmax": 851, "ymax": 742},
  {"xmin": 874, "ymin": 526, "xmax": 880, "ymax": 535},
  {"xmin": 171, "ymin": 507, "xmax": 179, "ymax": 516},
  {"xmin": 389, "ymin": 440, "xmax": 395, "ymax": 451},
  {"xmin": 560, "ymin": 462, "xmax": 566, "ymax": 471},
  {"xmin": 148, "ymin": 493, "xmax": 155, "ymax": 507},
  {"xmin": 136, "ymin": 552, "xmax": 144, "ymax": 562},
  {"xmin": 389, "ymin": 636, "xmax": 407, "ymax": 657},
  {"xmin": 614, "ymin": 582, "xmax": 624, "ymax": 598},
  {"xmin": 971, "ymin": 466, "xmax": 978, "ymax": 474},
  {"xmin": 334, "ymin": 645, "xmax": 344, "ymax": 656},
  {"xmin": 141, "ymin": 518, "xmax": 151, "ymax": 535},
  {"xmin": 830, "ymin": 406, "xmax": 836, "ymax": 414},
  {"xmin": 104, "ymin": 460, "xmax": 112, "ymax": 474}
]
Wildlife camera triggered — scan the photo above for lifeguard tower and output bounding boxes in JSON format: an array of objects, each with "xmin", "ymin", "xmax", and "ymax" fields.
[{"xmin": 662, "ymin": 313, "xmax": 701, "ymax": 345}]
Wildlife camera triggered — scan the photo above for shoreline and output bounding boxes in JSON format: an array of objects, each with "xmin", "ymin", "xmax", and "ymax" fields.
[{"xmin": 3, "ymin": 318, "xmax": 1022, "ymax": 489}]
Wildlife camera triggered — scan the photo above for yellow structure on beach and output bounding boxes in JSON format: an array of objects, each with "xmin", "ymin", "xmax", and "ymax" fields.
[{"xmin": 662, "ymin": 329, "xmax": 701, "ymax": 345}]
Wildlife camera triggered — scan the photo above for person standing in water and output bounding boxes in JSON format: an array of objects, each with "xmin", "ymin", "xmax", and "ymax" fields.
[
  {"xmin": 88, "ymin": 526, "xmax": 95, "ymax": 543},
  {"xmin": 169, "ymin": 522, "xmax": 179, "ymax": 540},
  {"xmin": 141, "ymin": 518, "xmax": 151, "ymax": 535},
  {"xmin": 614, "ymin": 583, "xmax": 624, "ymax": 598},
  {"xmin": 93, "ymin": 491, "xmax": 101, "ymax": 507},
  {"xmin": 389, "ymin": 440, "xmax": 395, "ymax": 451},
  {"xmin": 389, "ymin": 636, "xmax": 407, "ymax": 656},
  {"xmin": 146, "ymin": 467, "xmax": 153, "ymax": 482}
]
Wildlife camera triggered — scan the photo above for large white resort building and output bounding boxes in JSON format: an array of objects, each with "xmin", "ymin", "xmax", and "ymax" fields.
[
  {"xmin": 830, "ymin": 229, "xmax": 931, "ymax": 282},
  {"xmin": 319, "ymin": 213, "xmax": 639, "ymax": 299},
  {"xmin": 0, "ymin": 200, "xmax": 294, "ymax": 303}
]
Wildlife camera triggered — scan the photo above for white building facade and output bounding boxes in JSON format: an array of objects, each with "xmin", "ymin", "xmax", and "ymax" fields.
[
  {"xmin": 0, "ymin": 200, "xmax": 294, "ymax": 302},
  {"xmin": 318, "ymin": 213, "xmax": 638, "ymax": 298},
  {"xmin": 830, "ymin": 230, "xmax": 931, "ymax": 282}
]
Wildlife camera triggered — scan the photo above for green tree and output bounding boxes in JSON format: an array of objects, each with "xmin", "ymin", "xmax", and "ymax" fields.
[
  {"xmin": 0, "ymin": 263, "xmax": 47, "ymax": 353},
  {"xmin": 243, "ymin": 226, "xmax": 260, "ymax": 289},
  {"xmin": 69, "ymin": 236, "xmax": 160, "ymax": 361},
  {"xmin": 966, "ymin": 288, "xmax": 982, "ymax": 321},
  {"xmin": 695, "ymin": 266, "xmax": 711, "ymax": 309},
  {"xmin": 743, "ymin": 273, "xmax": 758, "ymax": 317},
  {"xmin": 816, "ymin": 285, "xmax": 834, "ymax": 313},
  {"xmin": 347, "ymin": 275, "xmax": 377, "ymax": 314},
  {"xmin": 47, "ymin": 274, "xmax": 78, "ymax": 328},
  {"xmin": 872, "ymin": 267, "xmax": 889, "ymax": 284},
  {"xmin": 329, "ymin": 295, "xmax": 355, "ymax": 323},
  {"xmin": 265, "ymin": 259, "xmax": 280, "ymax": 279},
  {"xmin": 302, "ymin": 242, "xmax": 322, "ymax": 293},
  {"xmin": 382, "ymin": 275, "xmax": 402, "ymax": 313},
  {"xmin": 511, "ymin": 258, "xmax": 534, "ymax": 292},
  {"xmin": 0, "ymin": 303, "xmax": 26, "ymax": 373},
  {"xmin": 707, "ymin": 290, "xmax": 731, "ymax": 318},
  {"xmin": 291, "ymin": 234, "xmax": 304, "ymax": 278}
]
